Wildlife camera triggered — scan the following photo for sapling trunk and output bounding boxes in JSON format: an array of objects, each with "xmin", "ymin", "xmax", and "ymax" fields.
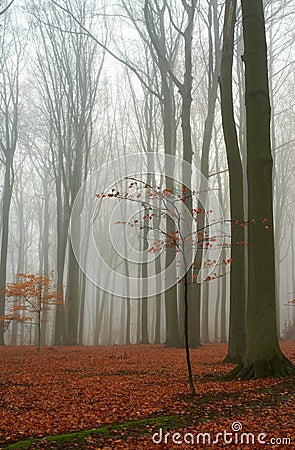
[
  {"xmin": 184, "ymin": 272, "xmax": 196, "ymax": 396},
  {"xmin": 37, "ymin": 311, "xmax": 41, "ymax": 353}
]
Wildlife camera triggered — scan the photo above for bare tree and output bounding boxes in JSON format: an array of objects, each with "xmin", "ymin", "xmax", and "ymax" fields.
[
  {"xmin": 28, "ymin": 0, "xmax": 105, "ymax": 344},
  {"xmin": 0, "ymin": 16, "xmax": 23, "ymax": 345}
]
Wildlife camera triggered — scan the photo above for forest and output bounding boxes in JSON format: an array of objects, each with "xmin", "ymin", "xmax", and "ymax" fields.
[{"xmin": 0, "ymin": 0, "xmax": 294, "ymax": 448}]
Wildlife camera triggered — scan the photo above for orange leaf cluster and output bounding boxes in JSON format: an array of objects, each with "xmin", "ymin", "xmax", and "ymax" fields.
[{"xmin": 2, "ymin": 273, "xmax": 63, "ymax": 326}]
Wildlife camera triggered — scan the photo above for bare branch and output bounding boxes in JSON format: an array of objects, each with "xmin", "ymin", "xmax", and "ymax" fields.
[
  {"xmin": 51, "ymin": 0, "xmax": 161, "ymax": 100},
  {"xmin": 0, "ymin": 0, "xmax": 14, "ymax": 16},
  {"xmin": 143, "ymin": 0, "xmax": 184, "ymax": 92},
  {"xmin": 208, "ymin": 168, "xmax": 229, "ymax": 178}
]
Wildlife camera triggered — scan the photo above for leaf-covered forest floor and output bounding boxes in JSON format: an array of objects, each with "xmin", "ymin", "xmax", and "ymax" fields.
[{"xmin": 0, "ymin": 342, "xmax": 294, "ymax": 449}]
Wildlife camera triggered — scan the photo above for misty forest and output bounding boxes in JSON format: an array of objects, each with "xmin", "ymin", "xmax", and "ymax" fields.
[{"xmin": 0, "ymin": 0, "xmax": 294, "ymax": 448}]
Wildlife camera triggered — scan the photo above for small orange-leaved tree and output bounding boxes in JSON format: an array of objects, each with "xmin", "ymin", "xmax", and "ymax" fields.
[
  {"xmin": 1, "ymin": 272, "xmax": 63, "ymax": 351},
  {"xmin": 96, "ymin": 178, "xmax": 230, "ymax": 395}
]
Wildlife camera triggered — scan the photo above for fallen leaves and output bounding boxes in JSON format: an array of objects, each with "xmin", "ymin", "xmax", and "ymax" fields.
[{"xmin": 0, "ymin": 342, "xmax": 294, "ymax": 449}]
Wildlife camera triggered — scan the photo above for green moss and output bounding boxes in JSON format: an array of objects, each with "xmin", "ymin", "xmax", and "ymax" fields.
[
  {"xmin": 5, "ymin": 379, "xmax": 293, "ymax": 449},
  {"xmin": 5, "ymin": 438, "xmax": 38, "ymax": 449},
  {"xmin": 4, "ymin": 415, "xmax": 180, "ymax": 449}
]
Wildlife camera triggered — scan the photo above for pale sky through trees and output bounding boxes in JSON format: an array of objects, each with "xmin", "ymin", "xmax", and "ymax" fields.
[{"xmin": 0, "ymin": 0, "xmax": 294, "ymax": 348}]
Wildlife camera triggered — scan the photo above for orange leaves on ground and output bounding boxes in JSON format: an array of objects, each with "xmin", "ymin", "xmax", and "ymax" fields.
[{"xmin": 0, "ymin": 343, "xmax": 294, "ymax": 448}]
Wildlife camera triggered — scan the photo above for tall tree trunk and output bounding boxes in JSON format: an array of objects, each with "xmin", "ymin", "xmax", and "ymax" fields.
[
  {"xmin": 201, "ymin": 282, "xmax": 209, "ymax": 342},
  {"xmin": 140, "ymin": 297, "xmax": 149, "ymax": 344},
  {"xmin": 120, "ymin": 299, "xmax": 126, "ymax": 345},
  {"xmin": 0, "ymin": 159, "xmax": 13, "ymax": 345},
  {"xmin": 214, "ymin": 277, "xmax": 221, "ymax": 341},
  {"xmin": 136, "ymin": 294, "xmax": 141, "ymax": 344},
  {"xmin": 226, "ymin": 0, "xmax": 294, "ymax": 379},
  {"xmin": 11, "ymin": 190, "xmax": 25, "ymax": 345},
  {"xmin": 178, "ymin": 0, "xmax": 200, "ymax": 349},
  {"xmin": 108, "ymin": 296, "xmax": 114, "ymax": 345},
  {"xmin": 219, "ymin": 0, "xmax": 245, "ymax": 363},
  {"xmin": 161, "ymin": 76, "xmax": 179, "ymax": 348},
  {"xmin": 0, "ymin": 20, "xmax": 20, "ymax": 346},
  {"xmin": 292, "ymin": 230, "xmax": 295, "ymax": 326},
  {"xmin": 220, "ymin": 264, "xmax": 227, "ymax": 343},
  {"xmin": 40, "ymin": 176, "xmax": 50, "ymax": 346},
  {"xmin": 65, "ymin": 244, "xmax": 81, "ymax": 345},
  {"xmin": 94, "ymin": 289, "xmax": 106, "ymax": 345},
  {"xmin": 78, "ymin": 273, "xmax": 87, "ymax": 345},
  {"xmin": 53, "ymin": 175, "xmax": 67, "ymax": 345},
  {"xmin": 269, "ymin": 15, "xmax": 281, "ymax": 337}
]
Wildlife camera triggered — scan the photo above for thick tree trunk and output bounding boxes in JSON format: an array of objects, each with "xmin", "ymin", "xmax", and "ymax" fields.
[{"xmin": 226, "ymin": 0, "xmax": 294, "ymax": 379}]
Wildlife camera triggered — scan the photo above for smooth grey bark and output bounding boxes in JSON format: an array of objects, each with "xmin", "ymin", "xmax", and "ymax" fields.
[
  {"xmin": 226, "ymin": 0, "xmax": 294, "ymax": 379},
  {"xmin": 219, "ymin": 0, "xmax": 246, "ymax": 363}
]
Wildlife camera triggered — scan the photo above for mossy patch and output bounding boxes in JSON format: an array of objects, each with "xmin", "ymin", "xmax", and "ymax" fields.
[{"xmin": 4, "ymin": 378, "xmax": 294, "ymax": 449}]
